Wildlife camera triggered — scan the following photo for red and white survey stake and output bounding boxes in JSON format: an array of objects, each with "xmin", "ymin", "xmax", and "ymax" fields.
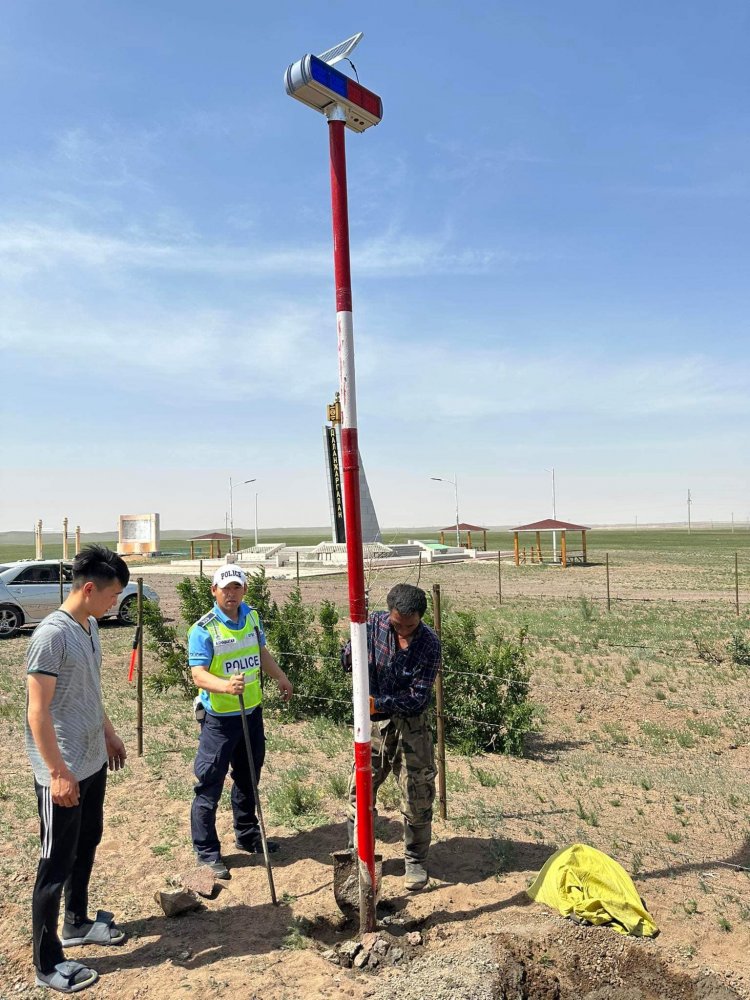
[
  {"xmin": 127, "ymin": 627, "xmax": 141, "ymax": 683},
  {"xmin": 327, "ymin": 107, "xmax": 376, "ymax": 926},
  {"xmin": 285, "ymin": 33, "xmax": 382, "ymax": 932}
]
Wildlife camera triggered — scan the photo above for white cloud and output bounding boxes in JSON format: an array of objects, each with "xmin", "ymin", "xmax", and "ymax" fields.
[
  {"xmin": 3, "ymin": 280, "xmax": 747, "ymax": 424},
  {"xmin": 354, "ymin": 340, "xmax": 750, "ymax": 420},
  {"xmin": 52, "ymin": 125, "xmax": 160, "ymax": 190},
  {"xmin": 0, "ymin": 219, "xmax": 506, "ymax": 282}
]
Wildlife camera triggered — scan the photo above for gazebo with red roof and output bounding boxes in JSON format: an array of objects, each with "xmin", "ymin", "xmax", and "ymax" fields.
[
  {"xmin": 439, "ymin": 522, "xmax": 488, "ymax": 551},
  {"xmin": 188, "ymin": 532, "xmax": 233, "ymax": 559},
  {"xmin": 511, "ymin": 518, "xmax": 590, "ymax": 568}
]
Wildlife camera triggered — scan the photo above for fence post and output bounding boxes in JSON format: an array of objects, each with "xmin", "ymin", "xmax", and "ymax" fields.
[
  {"xmin": 136, "ymin": 578, "xmax": 144, "ymax": 757},
  {"xmin": 498, "ymin": 550, "xmax": 502, "ymax": 605},
  {"xmin": 432, "ymin": 584, "xmax": 447, "ymax": 820},
  {"xmin": 199, "ymin": 558, "xmax": 204, "ymax": 579},
  {"xmin": 296, "ymin": 551, "xmax": 300, "ymax": 588},
  {"xmin": 59, "ymin": 560, "xmax": 64, "ymax": 605},
  {"xmin": 606, "ymin": 553, "xmax": 611, "ymax": 612},
  {"xmin": 736, "ymin": 552, "xmax": 740, "ymax": 617}
]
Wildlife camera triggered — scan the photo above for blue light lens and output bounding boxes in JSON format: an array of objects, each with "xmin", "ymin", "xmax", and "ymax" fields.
[{"xmin": 309, "ymin": 55, "xmax": 348, "ymax": 98}]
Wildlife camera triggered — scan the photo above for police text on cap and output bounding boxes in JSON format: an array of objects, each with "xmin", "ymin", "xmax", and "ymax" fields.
[{"xmin": 212, "ymin": 566, "xmax": 246, "ymax": 588}]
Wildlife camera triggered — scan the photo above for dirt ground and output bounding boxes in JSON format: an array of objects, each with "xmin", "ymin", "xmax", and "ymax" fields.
[{"xmin": 1, "ymin": 556, "xmax": 749, "ymax": 999}]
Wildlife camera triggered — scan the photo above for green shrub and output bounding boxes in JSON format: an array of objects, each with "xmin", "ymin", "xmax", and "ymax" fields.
[
  {"xmin": 265, "ymin": 591, "xmax": 352, "ymax": 724},
  {"xmin": 176, "ymin": 575, "xmax": 213, "ymax": 627},
  {"xmin": 142, "ymin": 598, "xmax": 195, "ymax": 699},
  {"xmin": 435, "ymin": 609, "xmax": 538, "ymax": 755},
  {"xmin": 142, "ymin": 579, "xmax": 538, "ymax": 758},
  {"xmin": 728, "ymin": 632, "xmax": 750, "ymax": 666},
  {"xmin": 143, "ymin": 575, "xmax": 216, "ymax": 698},
  {"xmin": 245, "ymin": 567, "xmax": 277, "ymax": 624}
]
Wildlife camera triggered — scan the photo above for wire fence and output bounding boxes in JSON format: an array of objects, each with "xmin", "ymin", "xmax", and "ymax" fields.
[
  {"xmin": 124, "ymin": 560, "xmax": 750, "ymax": 826},
  {"xmin": 104, "ymin": 567, "xmax": 750, "ymax": 917}
]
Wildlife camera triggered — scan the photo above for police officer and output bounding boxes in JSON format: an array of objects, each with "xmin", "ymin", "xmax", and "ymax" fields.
[{"xmin": 189, "ymin": 565, "xmax": 292, "ymax": 879}]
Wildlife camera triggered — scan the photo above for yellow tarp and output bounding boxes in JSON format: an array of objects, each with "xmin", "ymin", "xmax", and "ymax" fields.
[{"xmin": 526, "ymin": 843, "xmax": 658, "ymax": 937}]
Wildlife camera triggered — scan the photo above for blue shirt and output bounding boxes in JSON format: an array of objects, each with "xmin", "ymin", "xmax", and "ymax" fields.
[{"xmin": 189, "ymin": 602, "xmax": 266, "ymax": 716}]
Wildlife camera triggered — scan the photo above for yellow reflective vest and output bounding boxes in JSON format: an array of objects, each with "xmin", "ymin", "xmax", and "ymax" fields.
[{"xmin": 190, "ymin": 608, "xmax": 263, "ymax": 715}]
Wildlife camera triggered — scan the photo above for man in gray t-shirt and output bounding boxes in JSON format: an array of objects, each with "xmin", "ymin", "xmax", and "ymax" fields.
[
  {"xmin": 25, "ymin": 546, "xmax": 130, "ymax": 995},
  {"xmin": 26, "ymin": 611, "xmax": 107, "ymax": 786}
]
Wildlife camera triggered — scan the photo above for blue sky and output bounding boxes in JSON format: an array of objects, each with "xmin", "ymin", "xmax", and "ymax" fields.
[{"xmin": 2, "ymin": 1, "xmax": 748, "ymax": 533}]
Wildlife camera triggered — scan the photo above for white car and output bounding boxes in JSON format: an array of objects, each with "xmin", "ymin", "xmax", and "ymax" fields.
[{"xmin": 0, "ymin": 561, "xmax": 160, "ymax": 638}]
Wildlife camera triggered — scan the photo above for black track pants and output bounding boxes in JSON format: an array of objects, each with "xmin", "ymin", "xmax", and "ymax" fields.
[{"xmin": 32, "ymin": 764, "xmax": 107, "ymax": 974}]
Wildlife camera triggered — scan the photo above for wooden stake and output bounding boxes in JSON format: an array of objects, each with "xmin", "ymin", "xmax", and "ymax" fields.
[
  {"xmin": 606, "ymin": 553, "xmax": 611, "ymax": 612},
  {"xmin": 735, "ymin": 552, "xmax": 740, "ymax": 617},
  {"xmin": 432, "ymin": 584, "xmax": 447, "ymax": 820}
]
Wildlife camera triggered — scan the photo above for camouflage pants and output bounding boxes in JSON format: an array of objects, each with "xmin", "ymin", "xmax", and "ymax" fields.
[{"xmin": 346, "ymin": 712, "xmax": 436, "ymax": 864}]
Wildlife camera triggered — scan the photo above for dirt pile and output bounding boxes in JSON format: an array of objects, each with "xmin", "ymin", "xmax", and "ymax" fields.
[{"xmin": 366, "ymin": 919, "xmax": 744, "ymax": 1000}]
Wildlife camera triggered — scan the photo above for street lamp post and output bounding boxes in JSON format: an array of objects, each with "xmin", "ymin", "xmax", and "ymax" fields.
[
  {"xmin": 545, "ymin": 467, "xmax": 557, "ymax": 562},
  {"xmin": 229, "ymin": 477, "xmax": 256, "ymax": 553},
  {"xmin": 254, "ymin": 493, "xmax": 260, "ymax": 547},
  {"xmin": 431, "ymin": 475, "xmax": 459, "ymax": 547}
]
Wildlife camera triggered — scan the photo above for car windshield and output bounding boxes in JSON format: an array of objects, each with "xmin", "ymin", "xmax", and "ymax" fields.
[{"xmin": 0, "ymin": 562, "xmax": 73, "ymax": 583}]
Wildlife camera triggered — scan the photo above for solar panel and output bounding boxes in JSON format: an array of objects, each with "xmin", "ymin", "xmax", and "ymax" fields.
[{"xmin": 318, "ymin": 32, "xmax": 363, "ymax": 67}]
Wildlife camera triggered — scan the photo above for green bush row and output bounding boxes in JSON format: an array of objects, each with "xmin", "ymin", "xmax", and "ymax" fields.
[{"xmin": 142, "ymin": 569, "xmax": 538, "ymax": 755}]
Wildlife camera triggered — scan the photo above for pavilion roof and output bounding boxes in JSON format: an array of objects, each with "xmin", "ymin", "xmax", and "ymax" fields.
[
  {"xmin": 188, "ymin": 532, "xmax": 232, "ymax": 540},
  {"xmin": 442, "ymin": 522, "xmax": 487, "ymax": 531},
  {"xmin": 512, "ymin": 518, "xmax": 590, "ymax": 532}
]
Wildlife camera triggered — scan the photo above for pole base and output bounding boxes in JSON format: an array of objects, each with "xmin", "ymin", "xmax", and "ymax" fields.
[{"xmin": 331, "ymin": 850, "xmax": 382, "ymax": 924}]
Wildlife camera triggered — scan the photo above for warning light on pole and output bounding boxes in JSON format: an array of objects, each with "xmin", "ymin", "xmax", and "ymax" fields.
[{"xmin": 284, "ymin": 37, "xmax": 383, "ymax": 133}]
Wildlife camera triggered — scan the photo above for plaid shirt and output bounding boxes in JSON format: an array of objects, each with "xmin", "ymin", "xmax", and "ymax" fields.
[{"xmin": 363, "ymin": 611, "xmax": 441, "ymax": 718}]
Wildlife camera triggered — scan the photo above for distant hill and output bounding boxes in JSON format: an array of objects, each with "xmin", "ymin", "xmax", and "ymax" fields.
[{"xmin": 0, "ymin": 527, "xmax": 333, "ymax": 545}]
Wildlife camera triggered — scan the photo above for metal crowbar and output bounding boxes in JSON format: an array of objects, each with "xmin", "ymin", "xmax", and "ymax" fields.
[{"xmin": 238, "ymin": 691, "xmax": 277, "ymax": 905}]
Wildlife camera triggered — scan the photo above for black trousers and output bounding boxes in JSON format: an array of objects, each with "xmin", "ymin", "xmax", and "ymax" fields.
[
  {"xmin": 191, "ymin": 708, "xmax": 265, "ymax": 861},
  {"xmin": 32, "ymin": 764, "xmax": 107, "ymax": 974}
]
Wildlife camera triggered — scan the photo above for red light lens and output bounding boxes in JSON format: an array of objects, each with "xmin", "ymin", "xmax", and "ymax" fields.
[{"xmin": 346, "ymin": 79, "xmax": 382, "ymax": 119}]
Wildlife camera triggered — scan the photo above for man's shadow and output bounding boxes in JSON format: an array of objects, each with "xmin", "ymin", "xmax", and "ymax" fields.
[
  {"xmin": 225, "ymin": 820, "xmax": 555, "ymax": 885},
  {"xmin": 89, "ymin": 827, "xmax": 557, "ymax": 985},
  {"xmin": 224, "ymin": 818, "xmax": 374, "ymax": 870},
  {"xmin": 88, "ymin": 901, "xmax": 292, "ymax": 977}
]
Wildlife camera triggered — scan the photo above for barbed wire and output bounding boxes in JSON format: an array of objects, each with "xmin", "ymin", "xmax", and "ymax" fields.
[
  {"xmin": 125, "ymin": 684, "xmax": 729, "ymax": 741},
  {"xmin": 133, "ymin": 634, "xmax": 737, "ymax": 676}
]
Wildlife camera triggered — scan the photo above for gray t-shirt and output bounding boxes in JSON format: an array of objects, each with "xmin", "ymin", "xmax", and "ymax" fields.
[{"xmin": 25, "ymin": 610, "xmax": 107, "ymax": 785}]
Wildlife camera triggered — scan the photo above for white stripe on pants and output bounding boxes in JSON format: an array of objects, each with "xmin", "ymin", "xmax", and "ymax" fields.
[{"xmin": 41, "ymin": 785, "xmax": 53, "ymax": 858}]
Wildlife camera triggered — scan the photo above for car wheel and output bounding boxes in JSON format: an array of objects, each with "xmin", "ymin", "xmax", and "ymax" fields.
[
  {"xmin": 118, "ymin": 595, "xmax": 138, "ymax": 625},
  {"xmin": 0, "ymin": 605, "xmax": 23, "ymax": 638}
]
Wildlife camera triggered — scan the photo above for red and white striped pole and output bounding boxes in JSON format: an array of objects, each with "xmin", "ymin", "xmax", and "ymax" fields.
[{"xmin": 327, "ymin": 105, "xmax": 376, "ymax": 932}]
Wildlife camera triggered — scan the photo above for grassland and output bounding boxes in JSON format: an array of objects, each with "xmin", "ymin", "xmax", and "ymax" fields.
[{"xmin": 0, "ymin": 530, "xmax": 749, "ymax": 996}]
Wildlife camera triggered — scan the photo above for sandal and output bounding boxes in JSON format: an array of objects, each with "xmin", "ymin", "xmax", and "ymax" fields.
[
  {"xmin": 61, "ymin": 909, "xmax": 126, "ymax": 947},
  {"xmin": 35, "ymin": 960, "xmax": 98, "ymax": 993}
]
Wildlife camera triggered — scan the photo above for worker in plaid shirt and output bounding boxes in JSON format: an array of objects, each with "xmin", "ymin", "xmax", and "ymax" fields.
[{"xmin": 343, "ymin": 583, "xmax": 440, "ymax": 891}]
